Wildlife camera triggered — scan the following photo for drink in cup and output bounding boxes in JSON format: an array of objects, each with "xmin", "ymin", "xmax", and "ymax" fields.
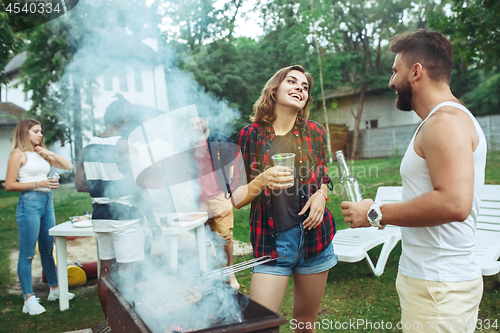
[
  {"xmin": 271, "ymin": 153, "xmax": 295, "ymax": 186},
  {"xmin": 48, "ymin": 166, "xmax": 60, "ymax": 189}
]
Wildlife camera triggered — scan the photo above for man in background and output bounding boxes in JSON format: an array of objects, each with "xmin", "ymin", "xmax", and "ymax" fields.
[
  {"xmin": 190, "ymin": 110, "xmax": 240, "ymax": 289},
  {"xmin": 341, "ymin": 29, "xmax": 487, "ymax": 332},
  {"xmin": 76, "ymin": 95, "xmax": 161, "ymax": 317}
]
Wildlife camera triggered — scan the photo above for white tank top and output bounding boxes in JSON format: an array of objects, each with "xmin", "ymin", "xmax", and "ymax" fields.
[
  {"xmin": 399, "ymin": 102, "xmax": 487, "ymax": 282},
  {"xmin": 17, "ymin": 151, "xmax": 51, "ymax": 192}
]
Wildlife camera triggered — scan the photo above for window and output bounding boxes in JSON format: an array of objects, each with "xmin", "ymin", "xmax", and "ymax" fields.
[
  {"xmin": 119, "ymin": 72, "xmax": 128, "ymax": 92},
  {"xmin": 104, "ymin": 74, "xmax": 113, "ymax": 91},
  {"xmin": 134, "ymin": 68, "xmax": 143, "ymax": 92},
  {"xmin": 366, "ymin": 119, "xmax": 378, "ymax": 129},
  {"xmin": 24, "ymin": 91, "xmax": 28, "ymax": 101}
]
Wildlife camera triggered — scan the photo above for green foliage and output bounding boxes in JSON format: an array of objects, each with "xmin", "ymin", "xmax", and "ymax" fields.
[
  {"xmin": 428, "ymin": 0, "xmax": 500, "ymax": 117},
  {"xmin": 450, "ymin": 66, "xmax": 483, "ymax": 100},
  {"xmin": 0, "ymin": 7, "xmax": 24, "ymax": 86},
  {"xmin": 485, "ymin": 151, "xmax": 500, "ymax": 185},
  {"xmin": 162, "ymin": 0, "xmax": 223, "ymax": 52},
  {"xmin": 462, "ymin": 72, "xmax": 500, "ymax": 116},
  {"xmin": 436, "ymin": 0, "xmax": 500, "ymax": 70}
]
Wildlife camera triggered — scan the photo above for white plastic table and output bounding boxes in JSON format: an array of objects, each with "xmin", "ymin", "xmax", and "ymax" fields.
[
  {"xmin": 48, "ymin": 214, "xmax": 208, "ymax": 311},
  {"xmin": 48, "ymin": 221, "xmax": 97, "ymax": 311}
]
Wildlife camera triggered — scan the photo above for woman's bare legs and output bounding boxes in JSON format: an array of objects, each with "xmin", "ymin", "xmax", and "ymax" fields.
[
  {"xmin": 249, "ymin": 273, "xmax": 289, "ymax": 313},
  {"xmin": 292, "ymin": 270, "xmax": 329, "ymax": 333}
]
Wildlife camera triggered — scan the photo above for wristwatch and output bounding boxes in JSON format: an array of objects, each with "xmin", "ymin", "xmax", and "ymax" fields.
[{"xmin": 367, "ymin": 203, "xmax": 385, "ymax": 230}]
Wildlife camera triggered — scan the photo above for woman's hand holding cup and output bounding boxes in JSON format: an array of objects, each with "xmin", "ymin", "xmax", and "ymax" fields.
[{"xmin": 263, "ymin": 166, "xmax": 293, "ymax": 189}]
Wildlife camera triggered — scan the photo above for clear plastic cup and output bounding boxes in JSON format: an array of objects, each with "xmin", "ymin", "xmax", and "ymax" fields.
[
  {"xmin": 271, "ymin": 153, "xmax": 295, "ymax": 186},
  {"xmin": 48, "ymin": 172, "xmax": 60, "ymax": 189}
]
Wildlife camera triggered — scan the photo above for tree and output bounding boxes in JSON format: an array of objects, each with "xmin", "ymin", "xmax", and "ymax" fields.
[
  {"xmin": 432, "ymin": 0, "xmax": 500, "ymax": 115},
  {"xmin": 0, "ymin": 8, "xmax": 24, "ymax": 89},
  {"xmin": 436, "ymin": 0, "xmax": 500, "ymax": 70},
  {"xmin": 19, "ymin": 0, "xmax": 160, "ymax": 157},
  {"xmin": 313, "ymin": 0, "xmax": 412, "ymax": 158},
  {"xmin": 461, "ymin": 72, "xmax": 500, "ymax": 116},
  {"xmin": 20, "ymin": 20, "xmax": 72, "ymax": 146}
]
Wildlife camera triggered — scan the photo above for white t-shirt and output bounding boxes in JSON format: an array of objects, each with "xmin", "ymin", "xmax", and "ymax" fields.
[
  {"xmin": 398, "ymin": 102, "xmax": 487, "ymax": 282},
  {"xmin": 17, "ymin": 151, "xmax": 50, "ymax": 192}
]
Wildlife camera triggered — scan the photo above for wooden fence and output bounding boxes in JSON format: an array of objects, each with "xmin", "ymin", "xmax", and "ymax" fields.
[{"xmin": 351, "ymin": 114, "xmax": 500, "ymax": 159}]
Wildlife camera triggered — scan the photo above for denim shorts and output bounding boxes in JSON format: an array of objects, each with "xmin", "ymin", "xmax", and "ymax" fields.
[{"xmin": 252, "ymin": 223, "xmax": 338, "ymax": 276}]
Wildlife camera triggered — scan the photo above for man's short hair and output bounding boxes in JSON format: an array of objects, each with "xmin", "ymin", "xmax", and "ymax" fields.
[
  {"xmin": 104, "ymin": 94, "xmax": 134, "ymax": 127},
  {"xmin": 390, "ymin": 29, "xmax": 453, "ymax": 83}
]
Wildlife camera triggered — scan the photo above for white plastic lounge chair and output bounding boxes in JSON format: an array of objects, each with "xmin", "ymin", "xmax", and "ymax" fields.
[
  {"xmin": 333, "ymin": 185, "xmax": 500, "ymax": 280},
  {"xmin": 474, "ymin": 184, "xmax": 500, "ymax": 282},
  {"xmin": 332, "ymin": 186, "xmax": 402, "ymax": 276},
  {"xmin": 372, "ymin": 185, "xmax": 500, "ymax": 280}
]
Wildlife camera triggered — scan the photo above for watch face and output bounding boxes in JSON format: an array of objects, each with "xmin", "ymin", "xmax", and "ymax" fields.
[{"xmin": 368, "ymin": 209, "xmax": 378, "ymax": 221}]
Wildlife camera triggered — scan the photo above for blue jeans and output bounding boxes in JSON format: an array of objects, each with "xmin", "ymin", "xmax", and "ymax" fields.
[
  {"xmin": 16, "ymin": 190, "xmax": 58, "ymax": 299},
  {"xmin": 252, "ymin": 223, "xmax": 338, "ymax": 276}
]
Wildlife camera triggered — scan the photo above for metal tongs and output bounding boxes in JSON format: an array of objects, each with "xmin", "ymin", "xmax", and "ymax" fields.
[{"xmin": 206, "ymin": 255, "xmax": 287, "ymax": 279}]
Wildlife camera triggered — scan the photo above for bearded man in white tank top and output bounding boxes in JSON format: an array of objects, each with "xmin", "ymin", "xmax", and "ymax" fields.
[{"xmin": 341, "ymin": 29, "xmax": 487, "ymax": 333}]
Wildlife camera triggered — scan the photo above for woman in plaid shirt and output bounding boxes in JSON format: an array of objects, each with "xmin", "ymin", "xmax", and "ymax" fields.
[{"xmin": 231, "ymin": 65, "xmax": 337, "ymax": 332}]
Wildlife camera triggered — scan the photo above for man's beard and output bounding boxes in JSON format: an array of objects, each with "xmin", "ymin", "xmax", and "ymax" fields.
[{"xmin": 395, "ymin": 80, "xmax": 413, "ymax": 112}]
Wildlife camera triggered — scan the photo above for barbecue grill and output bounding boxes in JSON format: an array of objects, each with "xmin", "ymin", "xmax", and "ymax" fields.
[{"xmin": 103, "ymin": 260, "xmax": 287, "ymax": 333}]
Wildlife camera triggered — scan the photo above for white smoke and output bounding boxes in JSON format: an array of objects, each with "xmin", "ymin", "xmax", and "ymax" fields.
[{"xmin": 53, "ymin": 0, "xmax": 246, "ymax": 330}]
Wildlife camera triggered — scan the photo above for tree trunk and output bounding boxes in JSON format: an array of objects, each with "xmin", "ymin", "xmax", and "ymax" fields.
[
  {"xmin": 351, "ymin": 30, "xmax": 371, "ymax": 159},
  {"xmin": 350, "ymin": 82, "xmax": 367, "ymax": 159},
  {"xmin": 72, "ymin": 77, "xmax": 83, "ymax": 163},
  {"xmin": 311, "ymin": 0, "xmax": 333, "ymax": 164}
]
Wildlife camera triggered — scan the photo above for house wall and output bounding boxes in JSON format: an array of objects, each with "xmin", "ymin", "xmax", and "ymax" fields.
[
  {"xmin": 0, "ymin": 126, "xmax": 15, "ymax": 181},
  {"xmin": 89, "ymin": 65, "xmax": 168, "ymax": 133},
  {"xmin": 327, "ymin": 92, "xmax": 421, "ymax": 130},
  {"xmin": 54, "ymin": 64, "xmax": 170, "ymax": 162},
  {"xmin": 0, "ymin": 64, "xmax": 169, "ymax": 181},
  {"xmin": 1, "ymin": 78, "xmax": 33, "ymax": 110}
]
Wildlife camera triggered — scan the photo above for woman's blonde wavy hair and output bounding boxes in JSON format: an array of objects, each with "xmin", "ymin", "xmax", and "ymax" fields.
[
  {"xmin": 11, "ymin": 118, "xmax": 46, "ymax": 152},
  {"xmin": 250, "ymin": 65, "xmax": 314, "ymax": 124}
]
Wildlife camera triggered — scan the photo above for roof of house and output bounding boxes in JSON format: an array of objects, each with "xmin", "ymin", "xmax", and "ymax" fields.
[
  {"xmin": 0, "ymin": 102, "xmax": 25, "ymax": 127},
  {"xmin": 90, "ymin": 30, "xmax": 161, "ymax": 64},
  {"xmin": 318, "ymin": 86, "xmax": 389, "ymax": 100},
  {"xmin": 4, "ymin": 51, "xmax": 27, "ymax": 77},
  {"xmin": 3, "ymin": 33, "xmax": 161, "ymax": 81}
]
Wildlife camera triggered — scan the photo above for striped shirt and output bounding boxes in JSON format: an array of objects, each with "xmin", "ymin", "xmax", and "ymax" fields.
[{"xmin": 83, "ymin": 136, "xmax": 143, "ymax": 232}]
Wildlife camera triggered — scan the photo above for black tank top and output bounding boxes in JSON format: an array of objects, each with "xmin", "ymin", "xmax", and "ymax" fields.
[{"xmin": 269, "ymin": 129, "xmax": 303, "ymax": 231}]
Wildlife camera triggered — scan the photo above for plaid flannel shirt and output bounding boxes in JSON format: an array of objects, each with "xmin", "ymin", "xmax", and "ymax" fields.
[{"xmin": 231, "ymin": 117, "xmax": 336, "ymax": 260}]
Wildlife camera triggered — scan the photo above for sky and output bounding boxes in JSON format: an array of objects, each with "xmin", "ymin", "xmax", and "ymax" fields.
[
  {"xmin": 230, "ymin": 0, "xmax": 263, "ymax": 39},
  {"xmin": 215, "ymin": 0, "xmax": 263, "ymax": 40}
]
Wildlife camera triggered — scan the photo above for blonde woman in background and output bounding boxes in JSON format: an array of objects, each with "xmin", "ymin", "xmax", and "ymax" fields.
[{"xmin": 5, "ymin": 118, "xmax": 74, "ymax": 315}]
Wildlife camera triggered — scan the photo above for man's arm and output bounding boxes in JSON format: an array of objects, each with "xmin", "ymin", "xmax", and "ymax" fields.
[
  {"xmin": 342, "ymin": 108, "xmax": 477, "ymax": 228},
  {"xmin": 75, "ymin": 149, "xmax": 89, "ymax": 192}
]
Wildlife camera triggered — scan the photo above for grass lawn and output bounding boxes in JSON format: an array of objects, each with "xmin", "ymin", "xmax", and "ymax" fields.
[{"xmin": 1, "ymin": 152, "xmax": 499, "ymax": 332}]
